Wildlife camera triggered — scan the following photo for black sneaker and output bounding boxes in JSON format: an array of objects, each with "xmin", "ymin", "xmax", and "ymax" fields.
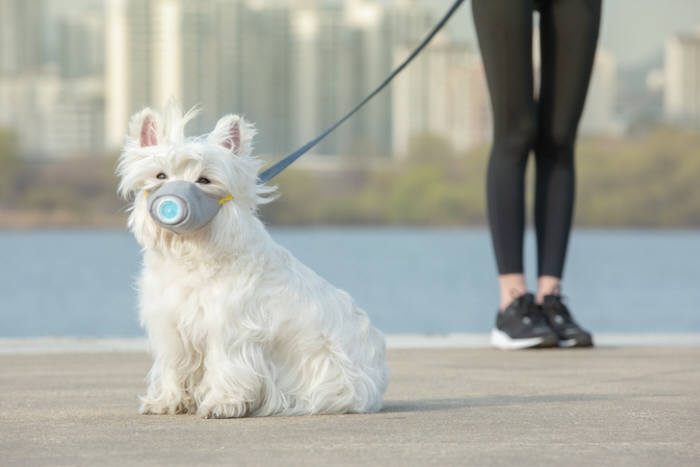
[
  {"xmin": 540, "ymin": 295, "xmax": 594, "ymax": 348},
  {"xmin": 490, "ymin": 293, "xmax": 559, "ymax": 350}
]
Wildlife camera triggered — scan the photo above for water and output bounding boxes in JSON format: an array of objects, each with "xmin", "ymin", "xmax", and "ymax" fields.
[{"xmin": 0, "ymin": 228, "xmax": 698, "ymax": 337}]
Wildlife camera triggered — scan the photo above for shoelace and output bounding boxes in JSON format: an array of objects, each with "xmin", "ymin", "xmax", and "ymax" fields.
[
  {"xmin": 519, "ymin": 299, "xmax": 548, "ymax": 326},
  {"xmin": 544, "ymin": 295, "xmax": 575, "ymax": 325}
]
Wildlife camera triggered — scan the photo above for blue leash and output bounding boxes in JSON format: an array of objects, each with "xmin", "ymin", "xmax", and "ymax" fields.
[{"xmin": 257, "ymin": 0, "xmax": 467, "ymax": 183}]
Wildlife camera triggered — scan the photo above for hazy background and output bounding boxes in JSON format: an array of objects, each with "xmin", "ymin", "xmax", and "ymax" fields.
[
  {"xmin": 0, "ymin": 0, "xmax": 699, "ymax": 227},
  {"xmin": 0, "ymin": 0, "xmax": 699, "ymax": 337}
]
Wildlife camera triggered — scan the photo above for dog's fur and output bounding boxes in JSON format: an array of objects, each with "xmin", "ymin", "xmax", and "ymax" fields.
[{"xmin": 117, "ymin": 102, "xmax": 389, "ymax": 418}]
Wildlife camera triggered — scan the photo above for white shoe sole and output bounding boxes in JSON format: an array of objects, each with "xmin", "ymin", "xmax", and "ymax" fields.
[
  {"xmin": 559, "ymin": 338, "xmax": 578, "ymax": 348},
  {"xmin": 490, "ymin": 329, "xmax": 547, "ymax": 350},
  {"xmin": 558, "ymin": 336, "xmax": 594, "ymax": 348}
]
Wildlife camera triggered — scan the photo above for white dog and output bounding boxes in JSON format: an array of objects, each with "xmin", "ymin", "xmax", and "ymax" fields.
[{"xmin": 117, "ymin": 102, "xmax": 389, "ymax": 418}]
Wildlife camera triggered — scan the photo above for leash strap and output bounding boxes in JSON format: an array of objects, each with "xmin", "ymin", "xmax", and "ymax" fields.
[{"xmin": 257, "ymin": 0, "xmax": 466, "ymax": 183}]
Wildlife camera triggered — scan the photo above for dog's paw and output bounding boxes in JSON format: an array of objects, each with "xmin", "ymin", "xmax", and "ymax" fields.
[
  {"xmin": 197, "ymin": 400, "xmax": 250, "ymax": 419},
  {"xmin": 139, "ymin": 397, "xmax": 192, "ymax": 415},
  {"xmin": 139, "ymin": 399, "xmax": 170, "ymax": 415}
]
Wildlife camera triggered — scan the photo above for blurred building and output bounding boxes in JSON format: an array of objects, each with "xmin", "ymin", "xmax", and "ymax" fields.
[
  {"xmin": 580, "ymin": 47, "xmax": 621, "ymax": 135},
  {"xmin": 106, "ymin": 0, "xmax": 297, "ymax": 154},
  {"xmin": 105, "ymin": 0, "xmax": 441, "ymax": 158},
  {"xmin": 58, "ymin": 11, "xmax": 104, "ymax": 79},
  {"xmin": 4, "ymin": 0, "xmax": 492, "ymax": 159},
  {"xmin": 664, "ymin": 30, "xmax": 700, "ymax": 127},
  {"xmin": 290, "ymin": 0, "xmax": 435, "ymax": 156},
  {"xmin": 0, "ymin": 0, "xmax": 46, "ymax": 75},
  {"xmin": 0, "ymin": 74, "xmax": 104, "ymax": 158},
  {"xmin": 0, "ymin": 0, "xmax": 47, "ymax": 157},
  {"xmin": 0, "ymin": 0, "xmax": 104, "ymax": 158},
  {"xmin": 392, "ymin": 36, "xmax": 491, "ymax": 158},
  {"xmin": 533, "ymin": 29, "xmax": 620, "ymax": 136},
  {"xmin": 106, "ymin": 0, "xmax": 152, "ymax": 149},
  {"xmin": 290, "ymin": 0, "xmax": 386, "ymax": 156}
]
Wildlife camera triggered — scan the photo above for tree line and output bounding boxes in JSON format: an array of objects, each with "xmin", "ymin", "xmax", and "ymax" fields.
[{"xmin": 0, "ymin": 127, "xmax": 698, "ymax": 228}]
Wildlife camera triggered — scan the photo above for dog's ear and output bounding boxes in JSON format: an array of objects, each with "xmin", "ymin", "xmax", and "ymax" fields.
[
  {"xmin": 208, "ymin": 115, "xmax": 256, "ymax": 156},
  {"xmin": 128, "ymin": 108, "xmax": 161, "ymax": 147}
]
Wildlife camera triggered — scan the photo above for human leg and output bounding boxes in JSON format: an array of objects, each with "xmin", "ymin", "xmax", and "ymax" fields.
[
  {"xmin": 472, "ymin": 0, "xmax": 538, "ymax": 310},
  {"xmin": 534, "ymin": 0, "xmax": 602, "ymax": 294}
]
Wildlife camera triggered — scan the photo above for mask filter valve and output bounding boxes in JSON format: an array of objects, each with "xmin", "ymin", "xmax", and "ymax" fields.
[{"xmin": 154, "ymin": 196, "xmax": 187, "ymax": 225}]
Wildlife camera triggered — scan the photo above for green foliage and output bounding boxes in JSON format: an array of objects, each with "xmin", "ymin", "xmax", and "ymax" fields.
[
  {"xmin": 0, "ymin": 127, "xmax": 21, "ymax": 204},
  {"xmin": 1, "ymin": 127, "xmax": 699, "ymax": 228},
  {"xmin": 260, "ymin": 128, "xmax": 700, "ymax": 227},
  {"xmin": 258, "ymin": 169, "xmax": 325, "ymax": 224},
  {"xmin": 575, "ymin": 127, "xmax": 700, "ymax": 226}
]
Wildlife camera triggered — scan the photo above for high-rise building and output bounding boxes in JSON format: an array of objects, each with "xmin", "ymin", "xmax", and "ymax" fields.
[
  {"xmin": 289, "ymin": 0, "xmax": 438, "ymax": 156},
  {"xmin": 0, "ymin": 0, "xmax": 104, "ymax": 158},
  {"xmin": 58, "ymin": 11, "xmax": 104, "ymax": 79},
  {"xmin": 152, "ymin": 0, "xmax": 182, "ymax": 108},
  {"xmin": 580, "ymin": 47, "xmax": 620, "ymax": 135},
  {"xmin": 0, "ymin": 0, "xmax": 46, "ymax": 76},
  {"xmin": 5, "ymin": 0, "xmax": 487, "ymax": 159},
  {"xmin": 105, "ymin": 0, "xmax": 440, "ymax": 158},
  {"xmin": 392, "ymin": 36, "xmax": 491, "ymax": 158},
  {"xmin": 105, "ymin": 0, "xmax": 295, "ymax": 154},
  {"xmin": 0, "ymin": 72, "xmax": 104, "ymax": 158},
  {"xmin": 41, "ymin": 77, "xmax": 105, "ymax": 156},
  {"xmin": 664, "ymin": 30, "xmax": 700, "ymax": 127},
  {"xmin": 290, "ymin": 1, "xmax": 387, "ymax": 156},
  {"xmin": 533, "ymin": 28, "xmax": 619, "ymax": 136},
  {"xmin": 106, "ymin": 0, "xmax": 156, "ymax": 148}
]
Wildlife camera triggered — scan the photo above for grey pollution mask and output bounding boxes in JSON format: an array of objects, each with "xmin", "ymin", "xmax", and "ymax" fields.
[{"xmin": 147, "ymin": 180, "xmax": 231, "ymax": 235}]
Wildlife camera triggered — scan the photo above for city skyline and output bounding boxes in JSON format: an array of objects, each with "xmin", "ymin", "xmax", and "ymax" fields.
[
  {"xmin": 41, "ymin": 0, "xmax": 700, "ymax": 67},
  {"xmin": 0, "ymin": 0, "xmax": 698, "ymax": 160}
]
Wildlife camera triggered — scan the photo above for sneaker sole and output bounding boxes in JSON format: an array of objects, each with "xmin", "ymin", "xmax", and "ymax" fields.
[
  {"xmin": 490, "ymin": 329, "xmax": 558, "ymax": 350},
  {"xmin": 559, "ymin": 336, "xmax": 594, "ymax": 348}
]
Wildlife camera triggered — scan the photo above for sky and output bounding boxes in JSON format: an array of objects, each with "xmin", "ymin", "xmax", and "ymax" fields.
[{"xmin": 599, "ymin": 0, "xmax": 700, "ymax": 65}]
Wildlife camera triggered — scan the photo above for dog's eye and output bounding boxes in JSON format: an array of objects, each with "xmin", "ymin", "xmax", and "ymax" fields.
[
  {"xmin": 197, "ymin": 177, "xmax": 211, "ymax": 184},
  {"xmin": 156, "ymin": 173, "xmax": 167, "ymax": 180}
]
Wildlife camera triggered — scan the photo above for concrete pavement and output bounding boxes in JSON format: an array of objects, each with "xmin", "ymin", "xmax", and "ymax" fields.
[{"xmin": 1, "ymin": 346, "xmax": 699, "ymax": 466}]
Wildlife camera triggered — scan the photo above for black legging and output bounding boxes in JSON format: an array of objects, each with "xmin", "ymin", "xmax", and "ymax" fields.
[{"xmin": 472, "ymin": 0, "xmax": 601, "ymax": 278}]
